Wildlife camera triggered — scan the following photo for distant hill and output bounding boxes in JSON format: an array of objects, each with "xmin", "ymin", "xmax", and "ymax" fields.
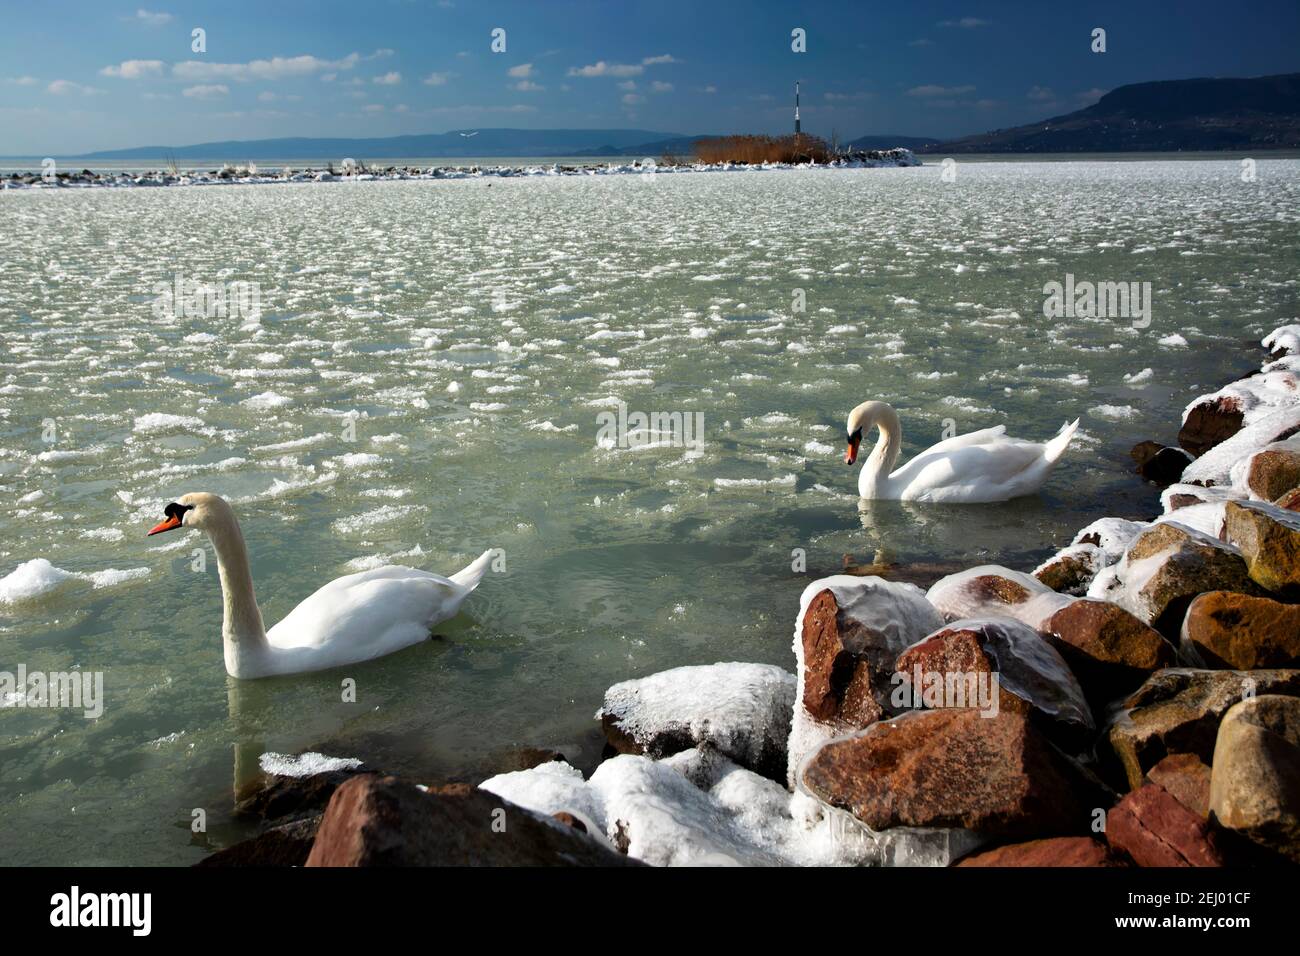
[
  {"xmin": 922, "ymin": 73, "xmax": 1300, "ymax": 153},
  {"xmin": 845, "ymin": 134, "xmax": 940, "ymax": 151},
  {"xmin": 79, "ymin": 128, "xmax": 688, "ymax": 160}
]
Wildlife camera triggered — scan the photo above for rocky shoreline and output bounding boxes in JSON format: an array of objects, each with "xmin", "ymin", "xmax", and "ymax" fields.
[
  {"xmin": 205, "ymin": 323, "xmax": 1300, "ymax": 867},
  {"xmin": 3, "ymin": 148, "xmax": 919, "ymax": 191}
]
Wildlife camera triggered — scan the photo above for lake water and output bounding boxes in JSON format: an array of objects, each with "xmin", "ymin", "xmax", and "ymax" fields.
[{"xmin": 1, "ymin": 158, "xmax": 1298, "ymax": 864}]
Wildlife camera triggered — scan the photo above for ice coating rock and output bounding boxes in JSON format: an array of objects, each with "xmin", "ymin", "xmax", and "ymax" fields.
[
  {"xmin": 1181, "ymin": 407, "xmax": 1300, "ymax": 487},
  {"xmin": 925, "ymin": 565, "xmax": 1073, "ymax": 631}
]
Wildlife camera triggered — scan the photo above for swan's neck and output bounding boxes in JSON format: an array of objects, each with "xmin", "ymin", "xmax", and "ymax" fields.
[
  {"xmin": 204, "ymin": 510, "xmax": 269, "ymax": 670},
  {"xmin": 860, "ymin": 407, "xmax": 902, "ymax": 495}
]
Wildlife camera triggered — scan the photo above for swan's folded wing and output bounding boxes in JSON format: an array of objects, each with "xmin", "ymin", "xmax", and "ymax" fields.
[
  {"xmin": 894, "ymin": 441, "xmax": 1056, "ymax": 502},
  {"xmin": 266, "ymin": 565, "xmax": 463, "ymax": 657}
]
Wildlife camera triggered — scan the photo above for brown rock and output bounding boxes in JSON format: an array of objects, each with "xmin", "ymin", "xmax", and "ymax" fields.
[
  {"xmin": 955, "ymin": 836, "xmax": 1126, "ymax": 867},
  {"xmin": 552, "ymin": 811, "xmax": 587, "ymax": 833},
  {"xmin": 895, "ymin": 619, "xmax": 1094, "ymax": 748},
  {"xmin": 235, "ymin": 768, "xmax": 375, "ymax": 823},
  {"xmin": 801, "ymin": 710, "xmax": 1111, "ymax": 839},
  {"xmin": 1106, "ymin": 783, "xmax": 1226, "ymax": 866},
  {"xmin": 1209, "ymin": 695, "xmax": 1300, "ymax": 863},
  {"xmin": 195, "ymin": 817, "xmax": 321, "ymax": 867},
  {"xmin": 1178, "ymin": 395, "xmax": 1244, "ymax": 457},
  {"xmin": 1275, "ymin": 487, "xmax": 1300, "ymax": 512},
  {"xmin": 1146, "ymin": 753, "xmax": 1211, "ymax": 818},
  {"xmin": 305, "ymin": 775, "xmax": 639, "ymax": 866},
  {"xmin": 1106, "ymin": 668, "xmax": 1300, "ymax": 790},
  {"xmin": 1222, "ymin": 499, "xmax": 1300, "ymax": 599},
  {"xmin": 1247, "ymin": 449, "xmax": 1300, "ymax": 502},
  {"xmin": 1131, "ymin": 441, "xmax": 1192, "ymax": 487},
  {"xmin": 1034, "ymin": 545, "xmax": 1102, "ymax": 595},
  {"xmin": 1046, "ymin": 599, "xmax": 1176, "ymax": 702},
  {"xmin": 1110, "ymin": 522, "xmax": 1263, "ymax": 637},
  {"xmin": 1181, "ymin": 591, "xmax": 1300, "ymax": 669}
]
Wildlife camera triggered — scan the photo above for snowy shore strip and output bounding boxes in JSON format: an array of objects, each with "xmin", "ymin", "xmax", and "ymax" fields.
[
  {"xmin": 208, "ymin": 322, "xmax": 1300, "ymax": 867},
  {"xmin": 2, "ymin": 149, "xmax": 920, "ymax": 191}
]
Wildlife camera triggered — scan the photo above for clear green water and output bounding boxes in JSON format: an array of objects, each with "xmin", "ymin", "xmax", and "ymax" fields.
[{"xmin": 1, "ymin": 159, "xmax": 1298, "ymax": 864}]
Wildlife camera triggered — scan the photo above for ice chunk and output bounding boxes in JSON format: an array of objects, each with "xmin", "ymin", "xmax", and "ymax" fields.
[{"xmin": 0, "ymin": 558, "xmax": 76, "ymax": 605}]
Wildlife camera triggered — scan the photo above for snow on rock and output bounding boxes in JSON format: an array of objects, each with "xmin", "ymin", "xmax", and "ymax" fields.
[
  {"xmin": 787, "ymin": 575, "xmax": 944, "ymax": 787},
  {"xmin": 1263, "ymin": 323, "xmax": 1300, "ymax": 356},
  {"xmin": 1160, "ymin": 483, "xmax": 1244, "ymax": 513},
  {"xmin": 926, "ymin": 564, "xmax": 1073, "ymax": 631},
  {"xmin": 479, "ymin": 760, "xmax": 609, "ymax": 837},
  {"xmin": 1152, "ymin": 501, "xmax": 1227, "ymax": 538},
  {"xmin": 1181, "ymin": 407, "xmax": 1300, "ymax": 486},
  {"xmin": 598, "ymin": 662, "xmax": 795, "ymax": 779},
  {"xmin": 1071, "ymin": 517, "xmax": 1149, "ymax": 566},
  {"xmin": 1230, "ymin": 434, "xmax": 1300, "ymax": 501}
]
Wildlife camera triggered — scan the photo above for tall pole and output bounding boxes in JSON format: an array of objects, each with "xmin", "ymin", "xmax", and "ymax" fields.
[{"xmin": 795, "ymin": 81, "xmax": 801, "ymax": 136}]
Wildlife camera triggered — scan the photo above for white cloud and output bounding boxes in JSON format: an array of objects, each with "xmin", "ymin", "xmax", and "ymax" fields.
[
  {"xmin": 938, "ymin": 17, "xmax": 989, "ymax": 28},
  {"xmin": 172, "ymin": 51, "xmax": 385, "ymax": 82},
  {"xmin": 47, "ymin": 80, "xmax": 104, "ymax": 96},
  {"xmin": 126, "ymin": 8, "xmax": 173, "ymax": 26},
  {"xmin": 373, "ymin": 71, "xmax": 401, "ymax": 85},
  {"xmin": 569, "ymin": 61, "xmax": 643, "ymax": 78},
  {"xmin": 824, "ymin": 91, "xmax": 873, "ymax": 102},
  {"xmin": 507, "ymin": 63, "xmax": 534, "ymax": 78},
  {"xmin": 650, "ymin": 81, "xmax": 673, "ymax": 93},
  {"xmin": 423, "ymin": 72, "xmax": 451, "ymax": 86},
  {"xmin": 618, "ymin": 80, "xmax": 637, "ymax": 91},
  {"xmin": 622, "ymin": 92, "xmax": 645, "ymax": 105},
  {"xmin": 100, "ymin": 59, "xmax": 165, "ymax": 79},
  {"xmin": 182, "ymin": 84, "xmax": 228, "ymax": 99},
  {"xmin": 513, "ymin": 80, "xmax": 543, "ymax": 92},
  {"xmin": 701, "ymin": 84, "xmax": 717, "ymax": 94},
  {"xmin": 907, "ymin": 84, "xmax": 976, "ymax": 97},
  {"xmin": 641, "ymin": 54, "xmax": 677, "ymax": 65},
  {"xmin": 363, "ymin": 103, "xmax": 385, "ymax": 112},
  {"xmin": 4, "ymin": 76, "xmax": 38, "ymax": 86}
]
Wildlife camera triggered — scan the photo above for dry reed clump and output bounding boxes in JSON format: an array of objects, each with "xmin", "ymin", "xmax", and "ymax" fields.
[{"xmin": 693, "ymin": 134, "xmax": 833, "ymax": 165}]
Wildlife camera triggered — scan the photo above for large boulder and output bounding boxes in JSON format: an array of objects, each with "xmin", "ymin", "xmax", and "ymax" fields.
[
  {"xmin": 1208, "ymin": 695, "xmax": 1300, "ymax": 863},
  {"xmin": 305, "ymin": 776, "xmax": 639, "ymax": 866},
  {"xmin": 787, "ymin": 576, "xmax": 944, "ymax": 786},
  {"xmin": 955, "ymin": 835, "xmax": 1125, "ymax": 867},
  {"xmin": 801, "ymin": 709, "xmax": 1111, "ymax": 840},
  {"xmin": 1222, "ymin": 499, "xmax": 1300, "ymax": 599},
  {"xmin": 599, "ymin": 662, "xmax": 795, "ymax": 780},
  {"xmin": 1106, "ymin": 668, "xmax": 1300, "ymax": 790},
  {"xmin": 1105, "ymin": 783, "xmax": 1226, "ymax": 866},
  {"xmin": 1239, "ymin": 438, "xmax": 1300, "ymax": 502},
  {"xmin": 1181, "ymin": 591, "xmax": 1300, "ymax": 669},
  {"xmin": 1181, "ymin": 406, "xmax": 1300, "ymax": 487},
  {"xmin": 894, "ymin": 618, "xmax": 1093, "ymax": 748},
  {"xmin": 1045, "ymin": 599, "xmax": 1176, "ymax": 704},
  {"xmin": 196, "ymin": 817, "xmax": 321, "ymax": 867},
  {"xmin": 1178, "ymin": 395, "xmax": 1244, "ymax": 457},
  {"xmin": 1088, "ymin": 521, "xmax": 1262, "ymax": 638},
  {"xmin": 926, "ymin": 565, "xmax": 1072, "ymax": 630}
]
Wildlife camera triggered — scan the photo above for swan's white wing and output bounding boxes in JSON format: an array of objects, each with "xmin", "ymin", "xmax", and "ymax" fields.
[
  {"xmin": 893, "ymin": 439, "xmax": 1063, "ymax": 503},
  {"xmin": 887, "ymin": 425, "xmax": 1012, "ymax": 486},
  {"xmin": 266, "ymin": 565, "xmax": 467, "ymax": 664}
]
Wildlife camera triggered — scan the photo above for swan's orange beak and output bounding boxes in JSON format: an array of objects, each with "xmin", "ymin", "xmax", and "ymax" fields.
[
  {"xmin": 845, "ymin": 434, "xmax": 861, "ymax": 465},
  {"xmin": 147, "ymin": 515, "xmax": 182, "ymax": 536}
]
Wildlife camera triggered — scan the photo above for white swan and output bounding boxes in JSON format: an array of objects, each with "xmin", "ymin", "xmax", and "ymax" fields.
[
  {"xmin": 843, "ymin": 400, "xmax": 1079, "ymax": 503},
  {"xmin": 147, "ymin": 492, "xmax": 494, "ymax": 679}
]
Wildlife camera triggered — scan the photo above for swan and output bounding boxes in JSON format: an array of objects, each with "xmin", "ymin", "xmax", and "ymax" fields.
[
  {"xmin": 147, "ymin": 492, "xmax": 495, "ymax": 679},
  {"xmin": 843, "ymin": 400, "xmax": 1079, "ymax": 503}
]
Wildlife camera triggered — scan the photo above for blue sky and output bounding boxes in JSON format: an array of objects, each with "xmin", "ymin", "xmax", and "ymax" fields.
[{"xmin": 3, "ymin": 1, "xmax": 1299, "ymax": 154}]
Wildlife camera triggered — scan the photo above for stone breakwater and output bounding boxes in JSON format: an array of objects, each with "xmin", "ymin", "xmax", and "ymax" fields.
[
  {"xmin": 204, "ymin": 322, "xmax": 1300, "ymax": 867},
  {"xmin": 3, "ymin": 149, "xmax": 920, "ymax": 191}
]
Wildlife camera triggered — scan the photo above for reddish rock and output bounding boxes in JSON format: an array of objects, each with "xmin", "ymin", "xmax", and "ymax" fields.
[
  {"xmin": 1222, "ymin": 499, "xmax": 1300, "ymax": 599},
  {"xmin": 956, "ymin": 836, "xmax": 1126, "ymax": 867},
  {"xmin": 800, "ymin": 588, "xmax": 920, "ymax": 728},
  {"xmin": 1181, "ymin": 590, "xmax": 1300, "ymax": 669},
  {"xmin": 305, "ymin": 775, "xmax": 638, "ymax": 866},
  {"xmin": 1275, "ymin": 487, "xmax": 1300, "ymax": 512},
  {"xmin": 1106, "ymin": 668, "xmax": 1300, "ymax": 790},
  {"xmin": 1247, "ymin": 449, "xmax": 1300, "ymax": 502},
  {"xmin": 894, "ymin": 619, "xmax": 1093, "ymax": 748},
  {"xmin": 1045, "ymin": 599, "xmax": 1176, "ymax": 702},
  {"xmin": 1178, "ymin": 396, "xmax": 1244, "ymax": 457},
  {"xmin": 801, "ymin": 709, "xmax": 1111, "ymax": 839},
  {"xmin": 1034, "ymin": 545, "xmax": 1101, "ymax": 595},
  {"xmin": 1146, "ymin": 753, "xmax": 1212, "ymax": 818},
  {"xmin": 1106, "ymin": 783, "xmax": 1226, "ymax": 866}
]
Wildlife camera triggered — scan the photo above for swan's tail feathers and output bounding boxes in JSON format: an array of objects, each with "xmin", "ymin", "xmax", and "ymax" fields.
[
  {"xmin": 1044, "ymin": 418, "xmax": 1080, "ymax": 464},
  {"xmin": 450, "ymin": 549, "xmax": 496, "ymax": 592}
]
